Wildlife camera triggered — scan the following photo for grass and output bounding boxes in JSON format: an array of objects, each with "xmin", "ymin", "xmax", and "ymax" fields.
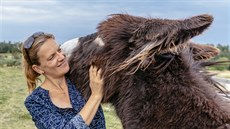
[
  {"xmin": 0, "ymin": 66, "xmax": 122, "ymax": 129},
  {"xmin": 0, "ymin": 67, "xmax": 35, "ymax": 129}
]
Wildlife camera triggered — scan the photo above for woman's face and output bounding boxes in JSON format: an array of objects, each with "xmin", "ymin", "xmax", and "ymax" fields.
[{"xmin": 35, "ymin": 38, "xmax": 70, "ymax": 78}]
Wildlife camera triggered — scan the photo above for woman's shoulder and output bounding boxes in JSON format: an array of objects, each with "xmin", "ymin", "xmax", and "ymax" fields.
[{"xmin": 24, "ymin": 87, "xmax": 48, "ymax": 106}]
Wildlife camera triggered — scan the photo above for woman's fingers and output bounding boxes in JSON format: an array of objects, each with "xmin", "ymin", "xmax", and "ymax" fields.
[
  {"xmin": 89, "ymin": 65, "xmax": 104, "ymax": 97},
  {"xmin": 97, "ymin": 68, "xmax": 102, "ymax": 79},
  {"xmin": 90, "ymin": 65, "xmax": 102, "ymax": 78},
  {"xmin": 90, "ymin": 65, "xmax": 96, "ymax": 77},
  {"xmin": 89, "ymin": 65, "xmax": 103, "ymax": 83}
]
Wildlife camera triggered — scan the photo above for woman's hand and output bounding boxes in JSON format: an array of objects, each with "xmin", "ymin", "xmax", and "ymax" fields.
[
  {"xmin": 89, "ymin": 65, "xmax": 104, "ymax": 99},
  {"xmin": 78, "ymin": 66, "xmax": 104, "ymax": 125}
]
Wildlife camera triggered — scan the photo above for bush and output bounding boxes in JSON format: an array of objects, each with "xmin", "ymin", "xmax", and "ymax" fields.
[
  {"xmin": 0, "ymin": 53, "xmax": 21, "ymax": 67},
  {"xmin": 207, "ymin": 57, "xmax": 230, "ymax": 71},
  {"xmin": 0, "ymin": 58, "xmax": 21, "ymax": 67}
]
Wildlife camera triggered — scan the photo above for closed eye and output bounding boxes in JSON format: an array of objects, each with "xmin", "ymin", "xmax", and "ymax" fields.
[
  {"xmin": 47, "ymin": 45, "xmax": 62, "ymax": 61},
  {"xmin": 48, "ymin": 54, "xmax": 55, "ymax": 61},
  {"xmin": 47, "ymin": 46, "xmax": 62, "ymax": 61}
]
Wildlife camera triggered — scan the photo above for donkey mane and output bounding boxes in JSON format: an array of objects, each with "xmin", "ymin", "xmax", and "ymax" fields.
[{"xmin": 64, "ymin": 14, "xmax": 230, "ymax": 129}]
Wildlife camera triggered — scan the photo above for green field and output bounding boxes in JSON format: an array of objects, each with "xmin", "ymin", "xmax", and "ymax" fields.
[{"xmin": 0, "ymin": 67, "xmax": 122, "ymax": 129}]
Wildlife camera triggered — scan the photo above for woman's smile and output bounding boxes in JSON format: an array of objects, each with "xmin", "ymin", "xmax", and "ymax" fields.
[{"xmin": 57, "ymin": 59, "xmax": 68, "ymax": 67}]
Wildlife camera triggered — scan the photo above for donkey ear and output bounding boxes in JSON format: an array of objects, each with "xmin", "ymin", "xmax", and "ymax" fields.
[
  {"xmin": 190, "ymin": 42, "xmax": 220, "ymax": 60},
  {"xmin": 129, "ymin": 14, "xmax": 213, "ymax": 53},
  {"xmin": 177, "ymin": 14, "xmax": 213, "ymax": 41}
]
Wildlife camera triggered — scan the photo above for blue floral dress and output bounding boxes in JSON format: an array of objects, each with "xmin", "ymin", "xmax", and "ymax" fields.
[{"xmin": 24, "ymin": 78, "xmax": 106, "ymax": 129}]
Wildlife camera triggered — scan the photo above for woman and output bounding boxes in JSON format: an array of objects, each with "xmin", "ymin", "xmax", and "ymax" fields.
[{"xmin": 22, "ymin": 32, "xmax": 106, "ymax": 129}]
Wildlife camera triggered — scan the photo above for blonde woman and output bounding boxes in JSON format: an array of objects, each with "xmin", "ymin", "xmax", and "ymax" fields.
[{"xmin": 22, "ymin": 32, "xmax": 106, "ymax": 129}]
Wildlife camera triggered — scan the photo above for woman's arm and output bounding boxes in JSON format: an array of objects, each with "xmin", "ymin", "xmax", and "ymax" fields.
[{"xmin": 79, "ymin": 65, "xmax": 104, "ymax": 125}]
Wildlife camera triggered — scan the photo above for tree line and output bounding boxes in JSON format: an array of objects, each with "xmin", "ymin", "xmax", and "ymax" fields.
[{"xmin": 0, "ymin": 41, "xmax": 22, "ymax": 53}]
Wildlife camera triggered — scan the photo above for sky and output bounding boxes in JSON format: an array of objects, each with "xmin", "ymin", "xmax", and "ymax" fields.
[{"xmin": 0, "ymin": 0, "xmax": 229, "ymax": 45}]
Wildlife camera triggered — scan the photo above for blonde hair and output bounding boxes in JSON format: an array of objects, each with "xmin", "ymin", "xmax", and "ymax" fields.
[{"xmin": 22, "ymin": 33, "xmax": 55, "ymax": 93}]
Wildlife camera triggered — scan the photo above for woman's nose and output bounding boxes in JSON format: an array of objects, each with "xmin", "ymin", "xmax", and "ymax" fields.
[{"xmin": 57, "ymin": 51, "xmax": 66, "ymax": 61}]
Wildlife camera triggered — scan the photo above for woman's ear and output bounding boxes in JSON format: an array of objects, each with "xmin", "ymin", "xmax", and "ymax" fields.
[{"xmin": 32, "ymin": 65, "xmax": 44, "ymax": 74}]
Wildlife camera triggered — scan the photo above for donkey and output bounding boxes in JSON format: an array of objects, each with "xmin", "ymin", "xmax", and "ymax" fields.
[{"xmin": 62, "ymin": 14, "xmax": 230, "ymax": 129}]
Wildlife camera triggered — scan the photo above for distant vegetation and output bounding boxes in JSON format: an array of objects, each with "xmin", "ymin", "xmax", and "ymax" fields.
[
  {"xmin": 0, "ymin": 41, "xmax": 22, "ymax": 67},
  {"xmin": 208, "ymin": 44, "xmax": 230, "ymax": 70},
  {"xmin": 0, "ymin": 41, "xmax": 229, "ymax": 70}
]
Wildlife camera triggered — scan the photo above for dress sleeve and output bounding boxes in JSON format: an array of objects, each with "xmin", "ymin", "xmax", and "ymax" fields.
[{"xmin": 25, "ymin": 99, "xmax": 89, "ymax": 129}]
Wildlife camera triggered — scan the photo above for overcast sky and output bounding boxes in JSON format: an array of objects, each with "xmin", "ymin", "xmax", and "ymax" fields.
[{"xmin": 0, "ymin": 0, "xmax": 229, "ymax": 45}]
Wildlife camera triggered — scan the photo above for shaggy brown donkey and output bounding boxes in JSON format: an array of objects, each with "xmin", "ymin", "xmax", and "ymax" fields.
[{"xmin": 63, "ymin": 14, "xmax": 230, "ymax": 129}]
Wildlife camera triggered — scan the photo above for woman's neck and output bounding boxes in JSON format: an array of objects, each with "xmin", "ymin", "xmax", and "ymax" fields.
[{"xmin": 42, "ymin": 76, "xmax": 68, "ymax": 93}]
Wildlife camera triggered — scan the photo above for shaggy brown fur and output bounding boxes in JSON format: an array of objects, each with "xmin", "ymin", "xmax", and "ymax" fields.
[{"xmin": 68, "ymin": 14, "xmax": 230, "ymax": 129}]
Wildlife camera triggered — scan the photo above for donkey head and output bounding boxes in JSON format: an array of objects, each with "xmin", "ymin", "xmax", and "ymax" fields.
[
  {"xmin": 97, "ymin": 14, "xmax": 215, "ymax": 74},
  {"xmin": 67, "ymin": 14, "xmax": 219, "ymax": 102}
]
